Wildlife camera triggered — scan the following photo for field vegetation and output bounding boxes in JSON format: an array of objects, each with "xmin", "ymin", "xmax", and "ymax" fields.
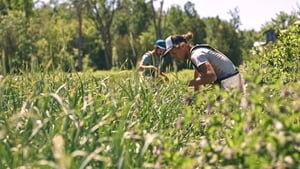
[{"xmin": 0, "ymin": 22, "xmax": 300, "ymax": 169}]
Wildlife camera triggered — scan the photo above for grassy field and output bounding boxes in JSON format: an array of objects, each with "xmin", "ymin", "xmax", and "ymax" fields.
[
  {"xmin": 0, "ymin": 6, "xmax": 299, "ymax": 169},
  {"xmin": 0, "ymin": 67, "xmax": 299, "ymax": 169}
]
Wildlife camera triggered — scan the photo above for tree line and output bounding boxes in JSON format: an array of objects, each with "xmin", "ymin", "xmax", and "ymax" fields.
[{"xmin": 0, "ymin": 0, "xmax": 299, "ymax": 74}]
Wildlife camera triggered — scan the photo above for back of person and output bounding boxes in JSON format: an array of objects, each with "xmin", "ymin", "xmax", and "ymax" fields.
[
  {"xmin": 190, "ymin": 45, "xmax": 237, "ymax": 80},
  {"xmin": 190, "ymin": 44, "xmax": 242, "ymax": 91}
]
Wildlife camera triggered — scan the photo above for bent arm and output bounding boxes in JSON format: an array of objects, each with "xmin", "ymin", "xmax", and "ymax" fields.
[
  {"xmin": 193, "ymin": 70, "xmax": 201, "ymax": 91},
  {"xmin": 138, "ymin": 52, "xmax": 156, "ymax": 72},
  {"xmin": 138, "ymin": 65, "xmax": 157, "ymax": 72},
  {"xmin": 189, "ymin": 62, "xmax": 217, "ymax": 90}
]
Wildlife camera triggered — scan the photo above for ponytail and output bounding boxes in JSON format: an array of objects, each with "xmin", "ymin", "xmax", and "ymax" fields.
[{"xmin": 183, "ymin": 31, "xmax": 193, "ymax": 41}]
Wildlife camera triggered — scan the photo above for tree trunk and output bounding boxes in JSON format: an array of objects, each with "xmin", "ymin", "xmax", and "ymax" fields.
[
  {"xmin": 76, "ymin": 2, "xmax": 83, "ymax": 71},
  {"xmin": 101, "ymin": 28, "xmax": 112, "ymax": 70},
  {"xmin": 150, "ymin": 0, "xmax": 164, "ymax": 39},
  {"xmin": 86, "ymin": 0, "xmax": 119, "ymax": 70},
  {"xmin": 1, "ymin": 49, "xmax": 10, "ymax": 74}
]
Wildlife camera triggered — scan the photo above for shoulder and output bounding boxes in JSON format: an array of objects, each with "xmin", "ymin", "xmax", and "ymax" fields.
[
  {"xmin": 191, "ymin": 47, "xmax": 207, "ymax": 59},
  {"xmin": 141, "ymin": 52, "xmax": 151, "ymax": 60},
  {"xmin": 191, "ymin": 44, "xmax": 211, "ymax": 51},
  {"xmin": 142, "ymin": 51, "xmax": 152, "ymax": 58},
  {"xmin": 140, "ymin": 51, "xmax": 153, "ymax": 65},
  {"xmin": 190, "ymin": 47, "xmax": 209, "ymax": 65}
]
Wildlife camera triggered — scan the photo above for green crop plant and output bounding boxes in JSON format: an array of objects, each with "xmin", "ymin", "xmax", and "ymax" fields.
[{"xmin": 0, "ymin": 23, "xmax": 299, "ymax": 169}]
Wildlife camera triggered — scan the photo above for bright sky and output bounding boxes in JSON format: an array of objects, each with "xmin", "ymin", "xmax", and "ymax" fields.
[{"xmin": 159, "ymin": 0, "xmax": 299, "ymax": 31}]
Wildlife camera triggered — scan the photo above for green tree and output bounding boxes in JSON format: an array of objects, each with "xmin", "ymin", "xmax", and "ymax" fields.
[
  {"xmin": 238, "ymin": 29, "xmax": 261, "ymax": 61},
  {"xmin": 203, "ymin": 17, "xmax": 242, "ymax": 66},
  {"xmin": 249, "ymin": 21, "xmax": 300, "ymax": 84},
  {"xmin": 228, "ymin": 6, "xmax": 241, "ymax": 31},
  {"xmin": 29, "ymin": 2, "xmax": 79, "ymax": 72},
  {"xmin": 149, "ymin": 0, "xmax": 164, "ymax": 39},
  {"xmin": 130, "ymin": 0, "xmax": 152, "ymax": 38},
  {"xmin": 164, "ymin": 1, "xmax": 205, "ymax": 40},
  {"xmin": 0, "ymin": 0, "xmax": 34, "ymax": 73},
  {"xmin": 72, "ymin": 0, "xmax": 85, "ymax": 71},
  {"xmin": 164, "ymin": 5, "xmax": 185, "ymax": 34},
  {"xmin": 112, "ymin": 0, "xmax": 152, "ymax": 69},
  {"xmin": 112, "ymin": 0, "xmax": 167, "ymax": 69},
  {"xmin": 85, "ymin": 0, "xmax": 121, "ymax": 70},
  {"xmin": 271, "ymin": 11, "xmax": 298, "ymax": 30},
  {"xmin": 0, "ymin": 12, "xmax": 20, "ymax": 73},
  {"xmin": 163, "ymin": 2, "xmax": 206, "ymax": 70},
  {"xmin": 262, "ymin": 11, "xmax": 299, "ymax": 32},
  {"xmin": 0, "ymin": 0, "xmax": 8, "ymax": 15}
]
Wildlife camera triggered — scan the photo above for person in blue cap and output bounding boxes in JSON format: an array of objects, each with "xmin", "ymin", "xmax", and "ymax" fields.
[{"xmin": 138, "ymin": 39, "xmax": 169, "ymax": 81}]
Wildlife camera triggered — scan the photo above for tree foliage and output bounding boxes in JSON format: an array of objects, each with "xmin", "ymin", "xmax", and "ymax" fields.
[
  {"xmin": 85, "ymin": 0, "xmax": 121, "ymax": 70},
  {"xmin": 203, "ymin": 17, "xmax": 242, "ymax": 66},
  {"xmin": 0, "ymin": 0, "xmax": 299, "ymax": 74},
  {"xmin": 260, "ymin": 21, "xmax": 300, "ymax": 84}
]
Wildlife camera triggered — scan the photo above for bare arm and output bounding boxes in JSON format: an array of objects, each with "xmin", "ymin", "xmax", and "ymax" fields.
[
  {"xmin": 193, "ymin": 70, "xmax": 201, "ymax": 91},
  {"xmin": 138, "ymin": 65, "xmax": 157, "ymax": 72},
  {"xmin": 189, "ymin": 62, "xmax": 217, "ymax": 91},
  {"xmin": 139, "ymin": 64, "xmax": 168, "ymax": 81},
  {"xmin": 159, "ymin": 70, "xmax": 169, "ymax": 81}
]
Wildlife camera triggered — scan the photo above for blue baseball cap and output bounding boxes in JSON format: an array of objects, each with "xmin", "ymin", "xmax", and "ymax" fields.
[{"xmin": 155, "ymin": 39, "xmax": 166, "ymax": 50}]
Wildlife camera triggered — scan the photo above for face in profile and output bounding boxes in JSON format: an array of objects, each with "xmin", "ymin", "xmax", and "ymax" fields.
[
  {"xmin": 169, "ymin": 45, "xmax": 187, "ymax": 61},
  {"xmin": 155, "ymin": 47, "xmax": 165, "ymax": 57}
]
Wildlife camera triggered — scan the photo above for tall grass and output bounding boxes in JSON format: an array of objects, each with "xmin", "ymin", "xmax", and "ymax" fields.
[
  {"xmin": 1, "ymin": 21, "xmax": 299, "ymax": 169},
  {"xmin": 0, "ymin": 68, "xmax": 299, "ymax": 168}
]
